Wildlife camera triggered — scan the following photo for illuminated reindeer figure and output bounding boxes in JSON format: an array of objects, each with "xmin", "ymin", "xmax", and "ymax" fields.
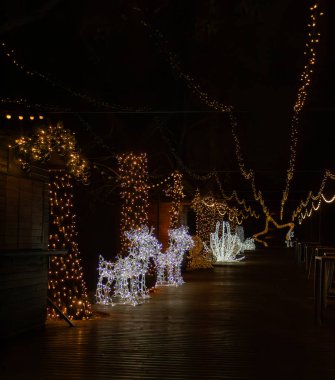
[
  {"xmin": 96, "ymin": 255, "xmax": 115, "ymax": 305},
  {"xmin": 155, "ymin": 226, "xmax": 194, "ymax": 286},
  {"xmin": 96, "ymin": 226, "xmax": 161, "ymax": 306}
]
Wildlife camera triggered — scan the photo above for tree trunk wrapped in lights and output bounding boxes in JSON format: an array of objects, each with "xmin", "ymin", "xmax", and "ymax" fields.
[
  {"xmin": 205, "ymin": 221, "xmax": 244, "ymax": 263},
  {"xmin": 117, "ymin": 153, "xmax": 149, "ymax": 253},
  {"xmin": 164, "ymin": 171, "xmax": 185, "ymax": 229},
  {"xmin": 48, "ymin": 172, "xmax": 92, "ymax": 320},
  {"xmin": 191, "ymin": 190, "xmax": 228, "ymax": 244}
]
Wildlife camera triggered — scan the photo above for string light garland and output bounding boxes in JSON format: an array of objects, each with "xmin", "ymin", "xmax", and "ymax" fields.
[
  {"xmin": 117, "ymin": 152, "xmax": 149, "ymax": 253},
  {"xmin": 155, "ymin": 117, "xmax": 216, "ymax": 181},
  {"xmin": 292, "ymin": 169, "xmax": 335, "ymax": 223},
  {"xmin": 48, "ymin": 172, "xmax": 92, "ymax": 319},
  {"xmin": 75, "ymin": 114, "xmax": 118, "ymax": 158},
  {"xmin": 280, "ymin": 3, "xmax": 323, "ymax": 220},
  {"xmin": 136, "ymin": 12, "xmax": 231, "ymax": 113},
  {"xmin": 146, "ymin": 26, "xmax": 270, "ymax": 218},
  {"xmin": 11, "ymin": 122, "xmax": 90, "ymax": 183},
  {"xmin": 143, "ymin": 5, "xmax": 325, "ymax": 241},
  {"xmin": 156, "ymin": 119, "xmax": 260, "ymax": 220},
  {"xmin": 0, "ymin": 41, "xmax": 148, "ymax": 112},
  {"xmin": 214, "ymin": 171, "xmax": 260, "ymax": 219},
  {"xmin": 0, "ymin": 96, "xmax": 70, "ymax": 113}
]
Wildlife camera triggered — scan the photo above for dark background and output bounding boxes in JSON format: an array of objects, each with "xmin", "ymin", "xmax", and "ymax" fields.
[{"xmin": 1, "ymin": 0, "xmax": 335, "ymax": 289}]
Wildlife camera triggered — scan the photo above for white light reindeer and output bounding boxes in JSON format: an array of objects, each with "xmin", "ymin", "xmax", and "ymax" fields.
[
  {"xmin": 96, "ymin": 226, "xmax": 161, "ymax": 306},
  {"xmin": 155, "ymin": 226, "xmax": 194, "ymax": 286}
]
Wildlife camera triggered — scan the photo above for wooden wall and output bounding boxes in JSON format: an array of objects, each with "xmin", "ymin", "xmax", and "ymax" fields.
[
  {"xmin": 0, "ymin": 129, "xmax": 50, "ymax": 339},
  {"xmin": 148, "ymin": 201, "xmax": 189, "ymax": 251},
  {"xmin": 148, "ymin": 201, "xmax": 171, "ymax": 250}
]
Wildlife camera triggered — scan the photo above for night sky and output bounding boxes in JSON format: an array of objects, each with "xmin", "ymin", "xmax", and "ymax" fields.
[{"xmin": 1, "ymin": 0, "xmax": 335, "ymax": 287}]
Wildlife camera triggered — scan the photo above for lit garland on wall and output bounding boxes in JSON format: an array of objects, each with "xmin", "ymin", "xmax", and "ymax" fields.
[
  {"xmin": 280, "ymin": 3, "xmax": 323, "ymax": 220},
  {"xmin": 164, "ymin": 171, "xmax": 185, "ymax": 229},
  {"xmin": 11, "ymin": 122, "xmax": 90, "ymax": 183},
  {"xmin": 117, "ymin": 152, "xmax": 149, "ymax": 253},
  {"xmin": 48, "ymin": 172, "xmax": 92, "ymax": 319}
]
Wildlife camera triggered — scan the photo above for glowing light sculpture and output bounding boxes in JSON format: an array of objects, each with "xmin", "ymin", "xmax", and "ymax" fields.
[
  {"xmin": 285, "ymin": 231, "xmax": 295, "ymax": 248},
  {"xmin": 155, "ymin": 226, "xmax": 194, "ymax": 286},
  {"xmin": 242, "ymin": 238, "xmax": 256, "ymax": 252},
  {"xmin": 206, "ymin": 221, "xmax": 244, "ymax": 263},
  {"xmin": 96, "ymin": 255, "xmax": 115, "ymax": 305},
  {"xmin": 96, "ymin": 226, "xmax": 162, "ymax": 306},
  {"xmin": 236, "ymin": 226, "xmax": 245, "ymax": 244},
  {"xmin": 187, "ymin": 235, "xmax": 213, "ymax": 270}
]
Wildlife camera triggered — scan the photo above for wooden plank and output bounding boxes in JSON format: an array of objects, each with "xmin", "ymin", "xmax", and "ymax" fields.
[{"xmin": 3, "ymin": 249, "xmax": 335, "ymax": 379}]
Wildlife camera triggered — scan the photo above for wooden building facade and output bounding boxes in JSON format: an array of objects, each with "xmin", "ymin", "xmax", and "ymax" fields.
[{"xmin": 0, "ymin": 126, "xmax": 50, "ymax": 339}]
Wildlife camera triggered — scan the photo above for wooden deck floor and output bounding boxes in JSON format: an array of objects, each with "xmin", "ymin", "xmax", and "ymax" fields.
[{"xmin": 2, "ymin": 248, "xmax": 335, "ymax": 380}]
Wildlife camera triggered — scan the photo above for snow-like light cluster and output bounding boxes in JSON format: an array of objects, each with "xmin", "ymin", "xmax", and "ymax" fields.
[
  {"xmin": 155, "ymin": 226, "xmax": 194, "ymax": 286},
  {"xmin": 236, "ymin": 226, "xmax": 256, "ymax": 252},
  {"xmin": 96, "ymin": 226, "xmax": 161, "ymax": 306},
  {"xmin": 205, "ymin": 221, "xmax": 244, "ymax": 263},
  {"xmin": 241, "ymin": 237, "xmax": 256, "ymax": 251},
  {"xmin": 236, "ymin": 226, "xmax": 245, "ymax": 244},
  {"xmin": 285, "ymin": 230, "xmax": 295, "ymax": 248}
]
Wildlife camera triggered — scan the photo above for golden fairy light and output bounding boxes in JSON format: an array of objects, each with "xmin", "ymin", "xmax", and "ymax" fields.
[
  {"xmin": 253, "ymin": 215, "xmax": 295, "ymax": 248},
  {"xmin": 12, "ymin": 122, "xmax": 90, "ymax": 183},
  {"xmin": 292, "ymin": 170, "xmax": 335, "ymax": 224},
  {"xmin": 164, "ymin": 171, "xmax": 185, "ymax": 229},
  {"xmin": 280, "ymin": 2, "xmax": 323, "ymax": 220}
]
